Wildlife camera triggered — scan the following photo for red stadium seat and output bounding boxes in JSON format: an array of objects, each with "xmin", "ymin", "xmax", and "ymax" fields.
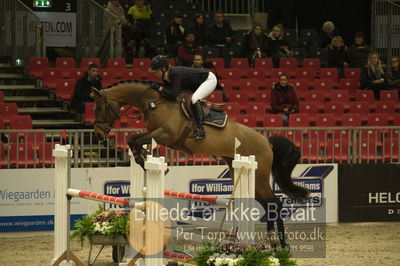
[
  {"xmin": 226, "ymin": 91, "xmax": 250, "ymax": 104},
  {"xmin": 231, "ymin": 58, "xmax": 249, "ymax": 69},
  {"xmin": 271, "ymin": 68, "xmax": 290, "ymax": 79},
  {"xmin": 301, "ymin": 139, "xmax": 321, "ymax": 163},
  {"xmin": 292, "ymin": 79, "xmax": 311, "ymax": 93},
  {"xmin": 358, "ymin": 137, "xmax": 380, "ymax": 162},
  {"xmin": 349, "ymin": 101, "xmax": 370, "ymax": 122},
  {"xmin": 84, "ymin": 102, "xmax": 95, "ymax": 124},
  {"xmin": 380, "ymin": 90, "xmax": 399, "ymax": 102},
  {"xmin": 42, "ymin": 68, "xmax": 63, "ymax": 90},
  {"xmin": 8, "ymin": 143, "xmax": 38, "ymax": 168},
  {"xmin": 339, "ymin": 78, "xmax": 359, "ymax": 96},
  {"xmin": 280, "ymin": 57, "xmax": 297, "ymax": 71},
  {"xmin": 56, "ymin": 57, "xmax": 76, "ymax": 78},
  {"xmin": 80, "ymin": 58, "xmax": 101, "ymax": 68},
  {"xmin": 0, "ymin": 103, "xmax": 18, "ymax": 123},
  {"xmin": 303, "ymin": 90, "xmax": 326, "ymax": 103},
  {"xmin": 302, "ymin": 58, "xmax": 321, "ymax": 73},
  {"xmin": 0, "ymin": 90, "xmax": 3, "ymax": 102},
  {"xmin": 56, "ymin": 79, "xmax": 76, "ymax": 101},
  {"xmin": 235, "ymin": 114, "xmax": 258, "ymax": 127},
  {"xmin": 325, "ymin": 138, "xmax": 350, "ymax": 162},
  {"xmin": 355, "ymin": 90, "xmax": 375, "ymax": 103},
  {"xmin": 107, "ymin": 58, "xmax": 126, "ymax": 69},
  {"xmin": 99, "ymin": 68, "xmax": 116, "ymax": 80},
  {"xmin": 239, "ymin": 79, "xmax": 264, "ymax": 91},
  {"xmin": 383, "ymin": 138, "xmax": 399, "ymax": 162},
  {"xmin": 339, "ymin": 113, "xmax": 362, "ymax": 127},
  {"xmin": 320, "ymin": 68, "xmax": 339, "ymax": 87},
  {"xmin": 132, "ymin": 58, "xmax": 151, "ymax": 70},
  {"xmin": 299, "ymin": 101, "xmax": 321, "ymax": 114},
  {"xmin": 296, "ymin": 68, "xmax": 315, "ymax": 81},
  {"xmin": 121, "ymin": 68, "xmax": 143, "ymax": 80},
  {"xmin": 246, "ymin": 68, "xmax": 267, "ymax": 80},
  {"xmin": 312, "ymin": 79, "xmax": 333, "ymax": 91},
  {"xmin": 38, "ymin": 142, "xmax": 57, "ymax": 167},
  {"xmin": 218, "ymin": 68, "xmax": 242, "ymax": 80},
  {"xmin": 245, "ymin": 102, "xmax": 267, "ymax": 115},
  {"xmin": 287, "ymin": 113, "xmax": 310, "ymax": 145},
  {"xmin": 70, "ymin": 68, "xmax": 86, "ymax": 80},
  {"xmin": 375, "ymin": 100, "xmax": 396, "ymax": 114},
  {"xmin": 324, "ymin": 101, "xmax": 345, "ymax": 114},
  {"xmin": 326, "ymin": 90, "xmax": 350, "ymax": 110},
  {"xmin": 344, "ymin": 68, "xmax": 361, "ymax": 81},
  {"xmin": 224, "ymin": 102, "xmax": 241, "ymax": 115},
  {"xmin": 29, "ymin": 57, "xmax": 49, "ymax": 78},
  {"xmin": 254, "ymin": 57, "xmax": 273, "ymax": 69},
  {"xmin": 254, "ymin": 90, "xmax": 270, "ymax": 103},
  {"xmin": 207, "ymin": 58, "xmax": 225, "ymax": 71},
  {"xmin": 206, "ymin": 91, "xmax": 224, "ymax": 103}
]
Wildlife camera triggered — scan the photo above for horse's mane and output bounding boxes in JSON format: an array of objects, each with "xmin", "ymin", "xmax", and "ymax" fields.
[{"xmin": 103, "ymin": 79, "xmax": 160, "ymax": 90}]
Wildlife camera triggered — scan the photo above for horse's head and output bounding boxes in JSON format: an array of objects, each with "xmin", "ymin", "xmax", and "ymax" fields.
[{"xmin": 92, "ymin": 88, "xmax": 120, "ymax": 143}]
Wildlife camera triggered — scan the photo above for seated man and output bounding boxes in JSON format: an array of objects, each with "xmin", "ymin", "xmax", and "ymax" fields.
[
  {"xmin": 178, "ymin": 32, "xmax": 204, "ymax": 67},
  {"xmin": 148, "ymin": 55, "xmax": 217, "ymax": 140},
  {"xmin": 70, "ymin": 64, "xmax": 102, "ymax": 114},
  {"xmin": 207, "ymin": 11, "xmax": 233, "ymax": 47}
]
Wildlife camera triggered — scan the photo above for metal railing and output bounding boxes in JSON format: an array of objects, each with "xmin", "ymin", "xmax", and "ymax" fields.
[
  {"xmin": 76, "ymin": 0, "xmax": 122, "ymax": 63},
  {"xmin": 371, "ymin": 0, "xmax": 400, "ymax": 62},
  {"xmin": 1, "ymin": 127, "xmax": 399, "ymax": 169},
  {"xmin": 189, "ymin": 0, "xmax": 265, "ymax": 14},
  {"xmin": 0, "ymin": 0, "xmax": 45, "ymax": 73}
]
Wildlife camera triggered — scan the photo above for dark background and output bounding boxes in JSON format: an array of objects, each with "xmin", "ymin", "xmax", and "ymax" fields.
[{"xmin": 266, "ymin": 0, "xmax": 372, "ymax": 46}]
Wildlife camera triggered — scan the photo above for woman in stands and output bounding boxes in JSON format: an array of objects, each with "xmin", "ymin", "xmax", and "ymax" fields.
[
  {"xmin": 267, "ymin": 23, "xmax": 294, "ymax": 68},
  {"xmin": 148, "ymin": 55, "xmax": 217, "ymax": 140},
  {"xmin": 385, "ymin": 56, "xmax": 400, "ymax": 94},
  {"xmin": 320, "ymin": 21, "xmax": 341, "ymax": 48},
  {"xmin": 242, "ymin": 24, "xmax": 269, "ymax": 67},
  {"xmin": 360, "ymin": 52, "xmax": 387, "ymax": 100},
  {"xmin": 189, "ymin": 13, "xmax": 208, "ymax": 49},
  {"xmin": 327, "ymin": 36, "xmax": 348, "ymax": 78},
  {"xmin": 270, "ymin": 73, "xmax": 299, "ymax": 126},
  {"xmin": 165, "ymin": 11, "xmax": 185, "ymax": 58}
]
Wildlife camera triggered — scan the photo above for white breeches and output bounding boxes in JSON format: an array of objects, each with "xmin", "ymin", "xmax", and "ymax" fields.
[{"xmin": 191, "ymin": 72, "xmax": 217, "ymax": 103}]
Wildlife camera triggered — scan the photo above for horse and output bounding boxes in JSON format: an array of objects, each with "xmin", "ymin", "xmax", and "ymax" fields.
[{"xmin": 92, "ymin": 79, "xmax": 309, "ymax": 248}]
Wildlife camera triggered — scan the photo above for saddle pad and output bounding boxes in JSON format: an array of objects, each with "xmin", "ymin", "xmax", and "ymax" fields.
[{"xmin": 181, "ymin": 102, "xmax": 227, "ymax": 128}]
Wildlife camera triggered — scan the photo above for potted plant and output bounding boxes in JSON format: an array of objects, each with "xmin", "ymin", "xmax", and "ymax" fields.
[{"xmin": 71, "ymin": 205, "xmax": 130, "ymax": 263}]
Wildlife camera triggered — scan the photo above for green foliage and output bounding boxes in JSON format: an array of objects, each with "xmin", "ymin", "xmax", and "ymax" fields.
[
  {"xmin": 192, "ymin": 241, "xmax": 216, "ymax": 266},
  {"xmin": 71, "ymin": 204, "xmax": 129, "ymax": 246},
  {"xmin": 236, "ymin": 247, "xmax": 273, "ymax": 266},
  {"xmin": 274, "ymin": 248, "xmax": 297, "ymax": 266}
]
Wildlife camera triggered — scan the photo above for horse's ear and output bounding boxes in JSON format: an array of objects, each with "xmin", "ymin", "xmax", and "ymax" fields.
[{"xmin": 91, "ymin": 87, "xmax": 101, "ymax": 98}]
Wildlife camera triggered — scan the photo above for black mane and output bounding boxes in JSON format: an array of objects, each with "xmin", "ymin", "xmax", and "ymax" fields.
[{"xmin": 103, "ymin": 79, "xmax": 161, "ymax": 89}]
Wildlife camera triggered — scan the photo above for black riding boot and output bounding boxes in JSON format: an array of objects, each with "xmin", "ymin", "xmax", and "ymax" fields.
[{"xmin": 190, "ymin": 100, "xmax": 205, "ymax": 140}]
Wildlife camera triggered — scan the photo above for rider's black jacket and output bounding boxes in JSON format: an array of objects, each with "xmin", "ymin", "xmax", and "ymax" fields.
[{"xmin": 161, "ymin": 66, "xmax": 209, "ymax": 101}]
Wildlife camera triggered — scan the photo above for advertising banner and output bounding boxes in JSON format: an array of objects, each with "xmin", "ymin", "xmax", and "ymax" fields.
[
  {"xmin": 36, "ymin": 12, "xmax": 76, "ymax": 47},
  {"xmin": 339, "ymin": 164, "xmax": 400, "ymax": 222}
]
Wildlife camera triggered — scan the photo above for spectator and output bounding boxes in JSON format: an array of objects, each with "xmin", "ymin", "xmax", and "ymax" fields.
[
  {"xmin": 207, "ymin": 11, "xmax": 233, "ymax": 46},
  {"xmin": 320, "ymin": 21, "xmax": 340, "ymax": 48},
  {"xmin": 267, "ymin": 23, "xmax": 294, "ymax": 68},
  {"xmin": 327, "ymin": 36, "xmax": 348, "ymax": 78},
  {"xmin": 189, "ymin": 13, "xmax": 208, "ymax": 48},
  {"xmin": 71, "ymin": 64, "xmax": 102, "ymax": 114},
  {"xmin": 127, "ymin": 0, "xmax": 153, "ymax": 58},
  {"xmin": 242, "ymin": 24, "xmax": 269, "ymax": 66},
  {"xmin": 178, "ymin": 32, "xmax": 204, "ymax": 67},
  {"xmin": 270, "ymin": 73, "xmax": 299, "ymax": 126},
  {"xmin": 348, "ymin": 32, "xmax": 371, "ymax": 68},
  {"xmin": 360, "ymin": 52, "xmax": 387, "ymax": 100},
  {"xmin": 165, "ymin": 11, "xmax": 185, "ymax": 58},
  {"xmin": 106, "ymin": 0, "xmax": 133, "ymax": 63},
  {"xmin": 385, "ymin": 56, "xmax": 400, "ymax": 92},
  {"xmin": 192, "ymin": 54, "xmax": 205, "ymax": 68}
]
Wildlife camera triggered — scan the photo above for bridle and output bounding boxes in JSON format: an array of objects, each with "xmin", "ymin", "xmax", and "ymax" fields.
[{"xmin": 94, "ymin": 90, "xmax": 121, "ymax": 135}]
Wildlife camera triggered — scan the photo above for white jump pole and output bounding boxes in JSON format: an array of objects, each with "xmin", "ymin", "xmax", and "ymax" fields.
[
  {"xmin": 143, "ymin": 155, "xmax": 167, "ymax": 266},
  {"xmin": 232, "ymin": 154, "xmax": 257, "ymax": 244},
  {"xmin": 52, "ymin": 144, "xmax": 74, "ymax": 266}
]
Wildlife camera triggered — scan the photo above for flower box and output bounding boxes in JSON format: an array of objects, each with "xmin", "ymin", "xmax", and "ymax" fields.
[{"xmin": 90, "ymin": 234, "xmax": 129, "ymax": 246}]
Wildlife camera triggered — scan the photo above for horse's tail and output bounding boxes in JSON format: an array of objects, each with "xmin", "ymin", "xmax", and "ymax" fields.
[{"xmin": 268, "ymin": 135, "xmax": 309, "ymax": 199}]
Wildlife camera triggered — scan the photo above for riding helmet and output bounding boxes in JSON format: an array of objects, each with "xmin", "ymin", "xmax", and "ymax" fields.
[{"xmin": 149, "ymin": 55, "xmax": 169, "ymax": 72}]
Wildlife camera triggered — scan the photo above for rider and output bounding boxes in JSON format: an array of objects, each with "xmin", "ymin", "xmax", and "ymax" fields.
[{"xmin": 148, "ymin": 55, "xmax": 218, "ymax": 140}]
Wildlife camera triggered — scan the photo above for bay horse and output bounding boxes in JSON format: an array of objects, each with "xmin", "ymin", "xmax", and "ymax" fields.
[{"xmin": 92, "ymin": 80, "xmax": 309, "ymax": 248}]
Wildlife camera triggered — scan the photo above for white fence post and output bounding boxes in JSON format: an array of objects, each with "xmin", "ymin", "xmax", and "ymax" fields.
[
  {"xmin": 144, "ymin": 155, "xmax": 167, "ymax": 266},
  {"xmin": 52, "ymin": 144, "xmax": 73, "ymax": 265},
  {"xmin": 232, "ymin": 154, "xmax": 257, "ymax": 244}
]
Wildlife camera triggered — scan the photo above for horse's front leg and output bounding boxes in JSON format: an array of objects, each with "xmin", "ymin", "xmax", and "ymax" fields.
[
  {"xmin": 128, "ymin": 128, "xmax": 173, "ymax": 169},
  {"xmin": 128, "ymin": 133, "xmax": 150, "ymax": 169}
]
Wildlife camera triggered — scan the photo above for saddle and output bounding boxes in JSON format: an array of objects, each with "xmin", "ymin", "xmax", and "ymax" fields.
[{"xmin": 179, "ymin": 93, "xmax": 228, "ymax": 128}]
